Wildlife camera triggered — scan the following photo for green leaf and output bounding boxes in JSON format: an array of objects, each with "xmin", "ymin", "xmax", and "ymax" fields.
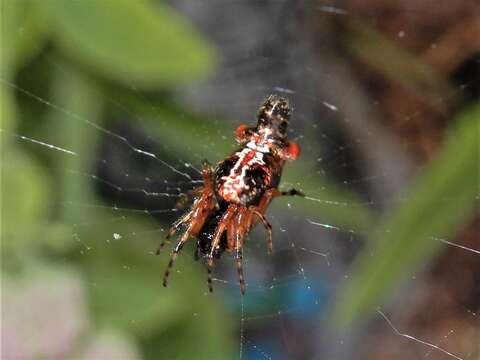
[
  {"xmin": 0, "ymin": 85, "xmax": 17, "ymax": 133},
  {"xmin": 1, "ymin": 146, "xmax": 75, "ymax": 257},
  {"xmin": 333, "ymin": 104, "xmax": 480, "ymax": 329},
  {"xmin": 1, "ymin": 147, "xmax": 52, "ymax": 245},
  {"xmin": 1, "ymin": 0, "xmax": 52, "ymax": 73},
  {"xmin": 48, "ymin": 63, "xmax": 102, "ymax": 223},
  {"xmin": 46, "ymin": 0, "xmax": 216, "ymax": 88}
]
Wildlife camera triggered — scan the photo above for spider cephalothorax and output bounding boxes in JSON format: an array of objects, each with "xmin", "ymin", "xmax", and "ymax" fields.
[
  {"xmin": 257, "ymin": 94, "xmax": 292, "ymax": 139},
  {"xmin": 158, "ymin": 95, "xmax": 303, "ymax": 294}
]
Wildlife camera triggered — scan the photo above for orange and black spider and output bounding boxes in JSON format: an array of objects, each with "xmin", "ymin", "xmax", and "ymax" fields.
[{"xmin": 157, "ymin": 94, "xmax": 303, "ymax": 294}]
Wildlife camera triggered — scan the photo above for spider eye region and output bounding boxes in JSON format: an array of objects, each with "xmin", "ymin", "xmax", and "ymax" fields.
[{"xmin": 257, "ymin": 94, "xmax": 292, "ymax": 137}]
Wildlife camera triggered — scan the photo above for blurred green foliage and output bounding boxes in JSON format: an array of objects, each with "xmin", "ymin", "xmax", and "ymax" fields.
[
  {"xmin": 2, "ymin": 1, "xmax": 374, "ymax": 356},
  {"xmin": 333, "ymin": 103, "xmax": 479, "ymax": 328},
  {"xmin": 2, "ymin": 0, "xmax": 477, "ymax": 357},
  {"xmin": 2, "ymin": 0, "xmax": 233, "ymax": 358},
  {"xmin": 45, "ymin": 0, "xmax": 217, "ymax": 88},
  {"xmin": 331, "ymin": 22, "xmax": 479, "ymax": 329}
]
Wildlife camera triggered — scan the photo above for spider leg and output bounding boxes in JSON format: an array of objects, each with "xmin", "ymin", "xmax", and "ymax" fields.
[
  {"xmin": 163, "ymin": 231, "xmax": 190, "ymax": 287},
  {"xmin": 200, "ymin": 159, "xmax": 215, "ymax": 189},
  {"xmin": 235, "ymin": 242, "xmax": 246, "ymax": 295},
  {"xmin": 207, "ymin": 263, "xmax": 214, "ymax": 293},
  {"xmin": 156, "ymin": 211, "xmax": 192, "ymax": 255},
  {"xmin": 175, "ymin": 187, "xmax": 203, "ymax": 209},
  {"xmin": 205, "ymin": 204, "xmax": 237, "ymax": 292},
  {"xmin": 234, "ymin": 208, "xmax": 250, "ymax": 295},
  {"xmin": 252, "ymin": 209, "xmax": 273, "ymax": 254},
  {"xmin": 207, "ymin": 210, "xmax": 243, "ymax": 294},
  {"xmin": 193, "ymin": 242, "xmax": 200, "ymax": 261},
  {"xmin": 226, "ymin": 220, "xmax": 236, "ymax": 253},
  {"xmin": 252, "ymin": 188, "xmax": 305, "ymax": 222},
  {"xmin": 279, "ymin": 188, "xmax": 305, "ymax": 197},
  {"xmin": 255, "ymin": 188, "xmax": 279, "ymax": 215},
  {"xmin": 207, "ymin": 226, "xmax": 226, "ymax": 266},
  {"xmin": 158, "ymin": 161, "xmax": 216, "ymax": 256},
  {"xmin": 207, "ymin": 204, "xmax": 237, "ymax": 261},
  {"xmin": 187, "ymin": 161, "xmax": 216, "ymax": 238}
]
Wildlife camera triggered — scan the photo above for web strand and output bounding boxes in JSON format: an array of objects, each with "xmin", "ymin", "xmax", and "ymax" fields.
[
  {"xmin": 377, "ymin": 309, "xmax": 464, "ymax": 360},
  {"xmin": 1, "ymin": 78, "xmax": 195, "ymax": 181}
]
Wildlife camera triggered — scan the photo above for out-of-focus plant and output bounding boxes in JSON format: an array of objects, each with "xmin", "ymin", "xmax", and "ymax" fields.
[
  {"xmin": 345, "ymin": 20, "xmax": 454, "ymax": 107},
  {"xmin": 2, "ymin": 0, "xmax": 234, "ymax": 359},
  {"xmin": 333, "ymin": 102, "xmax": 479, "ymax": 329},
  {"xmin": 331, "ymin": 20, "xmax": 479, "ymax": 329},
  {"xmin": 3, "ymin": 0, "xmax": 381, "ymax": 351},
  {"xmin": 4, "ymin": 0, "xmax": 474, "ymax": 357},
  {"xmin": 2, "ymin": 265, "xmax": 142, "ymax": 359}
]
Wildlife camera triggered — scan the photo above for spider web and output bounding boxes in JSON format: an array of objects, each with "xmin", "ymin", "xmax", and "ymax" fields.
[{"xmin": 2, "ymin": 1, "xmax": 479, "ymax": 359}]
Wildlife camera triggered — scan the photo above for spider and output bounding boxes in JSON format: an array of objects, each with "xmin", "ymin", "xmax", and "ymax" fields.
[{"xmin": 157, "ymin": 94, "xmax": 303, "ymax": 294}]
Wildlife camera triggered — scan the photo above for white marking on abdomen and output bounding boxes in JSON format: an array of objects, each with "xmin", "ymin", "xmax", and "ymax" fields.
[{"xmin": 219, "ymin": 138, "xmax": 271, "ymax": 203}]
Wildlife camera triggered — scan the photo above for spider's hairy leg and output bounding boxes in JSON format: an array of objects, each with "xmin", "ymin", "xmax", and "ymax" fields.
[
  {"xmin": 235, "ymin": 243, "xmax": 246, "ymax": 295},
  {"xmin": 226, "ymin": 221, "xmax": 236, "ymax": 253},
  {"xmin": 207, "ymin": 263, "xmax": 214, "ymax": 293},
  {"xmin": 254, "ymin": 188, "xmax": 305, "ymax": 219},
  {"xmin": 205, "ymin": 220, "xmax": 236, "ymax": 293},
  {"xmin": 256, "ymin": 188, "xmax": 278, "ymax": 215},
  {"xmin": 249, "ymin": 187, "xmax": 303, "ymax": 255},
  {"xmin": 279, "ymin": 188, "xmax": 305, "ymax": 197},
  {"xmin": 164, "ymin": 194, "xmax": 213, "ymax": 287},
  {"xmin": 175, "ymin": 187, "xmax": 203, "ymax": 209},
  {"xmin": 189, "ymin": 163, "xmax": 217, "ymax": 235},
  {"xmin": 160, "ymin": 159, "xmax": 217, "ymax": 290},
  {"xmin": 156, "ymin": 211, "xmax": 192, "ymax": 255},
  {"xmin": 234, "ymin": 207, "xmax": 250, "ymax": 295},
  {"xmin": 163, "ymin": 231, "xmax": 190, "ymax": 287},
  {"xmin": 160, "ymin": 160, "xmax": 216, "ymax": 255},
  {"xmin": 227, "ymin": 218, "xmax": 247, "ymax": 294},
  {"xmin": 252, "ymin": 209, "xmax": 273, "ymax": 254},
  {"xmin": 247, "ymin": 189, "xmax": 280, "ymax": 254},
  {"xmin": 207, "ymin": 204, "xmax": 237, "ymax": 260},
  {"xmin": 201, "ymin": 159, "xmax": 214, "ymax": 176},
  {"xmin": 267, "ymin": 188, "xmax": 305, "ymax": 198},
  {"xmin": 193, "ymin": 243, "xmax": 200, "ymax": 261},
  {"xmin": 205, "ymin": 204, "xmax": 238, "ymax": 292}
]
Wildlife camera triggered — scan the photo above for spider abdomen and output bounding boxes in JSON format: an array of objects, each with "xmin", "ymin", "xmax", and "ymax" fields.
[{"xmin": 214, "ymin": 144, "xmax": 272, "ymax": 206}]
